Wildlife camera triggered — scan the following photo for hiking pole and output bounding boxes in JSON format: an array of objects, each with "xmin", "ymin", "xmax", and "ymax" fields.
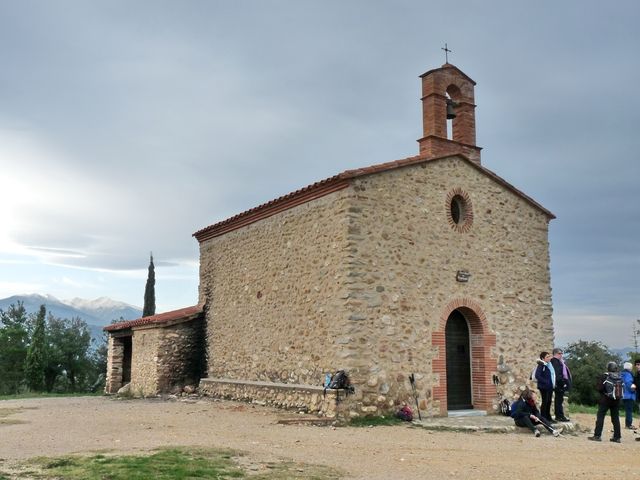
[
  {"xmin": 408, "ymin": 373, "xmax": 422, "ymax": 421},
  {"xmin": 537, "ymin": 417, "xmax": 563, "ymax": 437}
]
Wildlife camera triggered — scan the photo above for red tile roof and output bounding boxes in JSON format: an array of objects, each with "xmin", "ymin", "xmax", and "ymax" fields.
[
  {"xmin": 193, "ymin": 153, "xmax": 555, "ymax": 243},
  {"xmin": 104, "ymin": 304, "xmax": 204, "ymax": 332}
]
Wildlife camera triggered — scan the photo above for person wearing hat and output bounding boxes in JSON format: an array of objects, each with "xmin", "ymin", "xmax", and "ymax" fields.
[
  {"xmin": 621, "ymin": 361, "xmax": 637, "ymax": 430},
  {"xmin": 550, "ymin": 347, "xmax": 572, "ymax": 422},
  {"xmin": 588, "ymin": 361, "xmax": 622, "ymax": 443}
]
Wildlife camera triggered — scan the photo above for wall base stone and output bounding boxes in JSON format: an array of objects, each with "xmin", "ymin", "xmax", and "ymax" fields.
[{"xmin": 199, "ymin": 378, "xmax": 354, "ymax": 420}]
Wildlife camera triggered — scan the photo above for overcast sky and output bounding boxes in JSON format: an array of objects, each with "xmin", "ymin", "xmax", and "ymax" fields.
[{"xmin": 0, "ymin": 1, "xmax": 638, "ymax": 348}]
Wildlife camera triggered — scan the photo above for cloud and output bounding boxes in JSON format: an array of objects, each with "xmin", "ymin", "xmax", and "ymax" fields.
[
  {"xmin": 0, "ymin": 281, "xmax": 47, "ymax": 298},
  {"xmin": 555, "ymin": 311, "xmax": 637, "ymax": 349},
  {"xmin": 0, "ymin": 1, "xmax": 639, "ymax": 342}
]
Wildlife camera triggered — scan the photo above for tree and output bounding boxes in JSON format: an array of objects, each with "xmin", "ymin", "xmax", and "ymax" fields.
[
  {"xmin": 143, "ymin": 253, "xmax": 156, "ymax": 317},
  {"xmin": 630, "ymin": 318, "xmax": 640, "ymax": 364},
  {"xmin": 24, "ymin": 305, "xmax": 46, "ymax": 391},
  {"xmin": 88, "ymin": 334, "xmax": 108, "ymax": 392},
  {"xmin": 0, "ymin": 302, "xmax": 29, "ymax": 394},
  {"xmin": 46, "ymin": 316, "xmax": 92, "ymax": 392},
  {"xmin": 564, "ymin": 340, "xmax": 622, "ymax": 406}
]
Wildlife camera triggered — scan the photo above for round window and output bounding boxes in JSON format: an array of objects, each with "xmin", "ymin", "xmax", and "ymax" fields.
[
  {"xmin": 446, "ymin": 189, "xmax": 473, "ymax": 232},
  {"xmin": 450, "ymin": 195, "xmax": 466, "ymax": 225}
]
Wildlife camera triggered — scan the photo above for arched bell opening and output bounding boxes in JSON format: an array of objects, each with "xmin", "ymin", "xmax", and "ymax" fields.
[{"xmin": 445, "ymin": 85, "xmax": 461, "ymax": 142}]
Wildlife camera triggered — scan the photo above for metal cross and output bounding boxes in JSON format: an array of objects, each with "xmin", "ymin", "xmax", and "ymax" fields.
[{"xmin": 441, "ymin": 43, "xmax": 452, "ymax": 63}]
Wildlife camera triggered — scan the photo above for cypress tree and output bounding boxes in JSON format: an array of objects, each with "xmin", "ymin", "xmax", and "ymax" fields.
[
  {"xmin": 143, "ymin": 253, "xmax": 156, "ymax": 317},
  {"xmin": 25, "ymin": 305, "xmax": 46, "ymax": 392}
]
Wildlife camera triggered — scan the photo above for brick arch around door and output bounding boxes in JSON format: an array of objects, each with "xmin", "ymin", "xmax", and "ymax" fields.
[{"xmin": 431, "ymin": 298, "xmax": 497, "ymax": 415}]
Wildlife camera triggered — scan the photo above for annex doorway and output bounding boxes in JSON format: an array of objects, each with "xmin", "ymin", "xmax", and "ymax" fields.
[
  {"xmin": 121, "ymin": 335, "xmax": 132, "ymax": 384},
  {"xmin": 445, "ymin": 309, "xmax": 472, "ymax": 410}
]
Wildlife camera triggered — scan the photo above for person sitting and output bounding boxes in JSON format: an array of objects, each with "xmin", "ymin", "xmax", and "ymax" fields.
[{"xmin": 511, "ymin": 388, "xmax": 560, "ymax": 437}]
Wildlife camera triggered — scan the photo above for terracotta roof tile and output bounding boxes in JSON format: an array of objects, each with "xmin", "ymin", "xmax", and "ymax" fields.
[{"xmin": 104, "ymin": 304, "xmax": 204, "ymax": 332}]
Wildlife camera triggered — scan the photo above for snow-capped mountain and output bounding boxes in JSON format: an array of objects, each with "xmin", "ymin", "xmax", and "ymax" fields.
[
  {"xmin": 65, "ymin": 296, "xmax": 142, "ymax": 323},
  {"xmin": 0, "ymin": 294, "xmax": 142, "ymax": 326}
]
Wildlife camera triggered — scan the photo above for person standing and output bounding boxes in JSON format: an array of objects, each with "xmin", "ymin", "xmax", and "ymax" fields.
[
  {"xmin": 621, "ymin": 362, "xmax": 636, "ymax": 430},
  {"xmin": 535, "ymin": 351, "xmax": 555, "ymax": 423},
  {"xmin": 588, "ymin": 361, "xmax": 622, "ymax": 443},
  {"xmin": 550, "ymin": 347, "xmax": 572, "ymax": 422},
  {"xmin": 635, "ymin": 359, "xmax": 640, "ymax": 438}
]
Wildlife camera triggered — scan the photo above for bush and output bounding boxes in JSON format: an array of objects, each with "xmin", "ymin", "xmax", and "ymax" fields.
[{"xmin": 564, "ymin": 340, "xmax": 622, "ymax": 406}]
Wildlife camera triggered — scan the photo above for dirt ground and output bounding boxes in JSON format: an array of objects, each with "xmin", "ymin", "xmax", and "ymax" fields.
[{"xmin": 0, "ymin": 396, "xmax": 637, "ymax": 479}]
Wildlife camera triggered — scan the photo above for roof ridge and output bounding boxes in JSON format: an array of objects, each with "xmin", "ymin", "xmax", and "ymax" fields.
[{"xmin": 193, "ymin": 153, "xmax": 554, "ymax": 242}]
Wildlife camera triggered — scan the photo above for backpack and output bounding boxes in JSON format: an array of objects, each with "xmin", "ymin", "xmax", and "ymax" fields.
[
  {"xmin": 499, "ymin": 398, "xmax": 511, "ymax": 416},
  {"xmin": 602, "ymin": 373, "xmax": 623, "ymax": 400},
  {"xmin": 323, "ymin": 370, "xmax": 355, "ymax": 399},
  {"xmin": 327, "ymin": 370, "xmax": 351, "ymax": 390},
  {"xmin": 396, "ymin": 404, "xmax": 413, "ymax": 422}
]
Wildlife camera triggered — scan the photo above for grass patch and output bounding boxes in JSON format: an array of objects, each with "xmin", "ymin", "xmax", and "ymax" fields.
[
  {"xmin": 30, "ymin": 448, "xmax": 244, "ymax": 479},
  {"xmin": 348, "ymin": 415, "xmax": 404, "ymax": 427},
  {"xmin": 567, "ymin": 403, "xmax": 598, "ymax": 415},
  {"xmin": 0, "ymin": 392, "xmax": 103, "ymax": 402},
  {"xmin": 6, "ymin": 447, "xmax": 342, "ymax": 480}
]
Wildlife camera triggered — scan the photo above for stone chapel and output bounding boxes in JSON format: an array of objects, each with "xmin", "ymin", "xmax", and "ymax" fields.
[{"xmin": 105, "ymin": 63, "xmax": 555, "ymax": 418}]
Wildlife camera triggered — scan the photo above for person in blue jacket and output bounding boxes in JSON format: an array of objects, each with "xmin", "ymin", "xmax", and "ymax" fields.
[
  {"xmin": 511, "ymin": 389, "xmax": 560, "ymax": 437},
  {"xmin": 535, "ymin": 351, "xmax": 555, "ymax": 423},
  {"xmin": 621, "ymin": 362, "xmax": 637, "ymax": 430}
]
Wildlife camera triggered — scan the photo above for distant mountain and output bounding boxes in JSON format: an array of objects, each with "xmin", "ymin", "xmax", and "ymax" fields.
[
  {"xmin": 65, "ymin": 296, "xmax": 142, "ymax": 324},
  {"xmin": 612, "ymin": 347, "xmax": 637, "ymax": 361},
  {"xmin": 0, "ymin": 294, "xmax": 142, "ymax": 327}
]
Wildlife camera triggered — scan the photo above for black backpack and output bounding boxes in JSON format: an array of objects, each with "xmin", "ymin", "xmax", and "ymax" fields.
[
  {"xmin": 602, "ymin": 372, "xmax": 623, "ymax": 400},
  {"xmin": 499, "ymin": 398, "xmax": 511, "ymax": 416},
  {"xmin": 323, "ymin": 370, "xmax": 355, "ymax": 399}
]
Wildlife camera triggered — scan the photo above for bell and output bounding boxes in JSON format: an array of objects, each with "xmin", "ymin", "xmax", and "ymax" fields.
[{"xmin": 446, "ymin": 98, "xmax": 457, "ymax": 120}]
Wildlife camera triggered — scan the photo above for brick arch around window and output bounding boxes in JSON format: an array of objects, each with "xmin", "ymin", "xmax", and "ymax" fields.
[{"xmin": 431, "ymin": 298, "xmax": 497, "ymax": 414}]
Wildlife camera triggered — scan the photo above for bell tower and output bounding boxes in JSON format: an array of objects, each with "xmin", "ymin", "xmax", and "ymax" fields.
[{"xmin": 417, "ymin": 63, "xmax": 481, "ymax": 164}]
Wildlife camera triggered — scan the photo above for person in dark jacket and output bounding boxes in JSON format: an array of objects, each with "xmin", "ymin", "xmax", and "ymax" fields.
[
  {"xmin": 550, "ymin": 347, "xmax": 572, "ymax": 422},
  {"xmin": 534, "ymin": 351, "xmax": 555, "ymax": 423},
  {"xmin": 588, "ymin": 361, "xmax": 622, "ymax": 443},
  {"xmin": 511, "ymin": 389, "xmax": 560, "ymax": 437}
]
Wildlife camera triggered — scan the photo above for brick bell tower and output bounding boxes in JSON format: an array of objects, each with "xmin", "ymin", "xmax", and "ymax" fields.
[{"xmin": 417, "ymin": 63, "xmax": 481, "ymax": 164}]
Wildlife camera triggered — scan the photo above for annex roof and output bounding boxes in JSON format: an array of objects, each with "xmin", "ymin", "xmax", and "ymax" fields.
[
  {"xmin": 193, "ymin": 153, "xmax": 555, "ymax": 243},
  {"xmin": 104, "ymin": 304, "xmax": 204, "ymax": 332}
]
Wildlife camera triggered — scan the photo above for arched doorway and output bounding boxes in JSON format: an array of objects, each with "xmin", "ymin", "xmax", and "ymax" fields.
[
  {"xmin": 445, "ymin": 309, "xmax": 472, "ymax": 409},
  {"xmin": 431, "ymin": 298, "xmax": 497, "ymax": 414}
]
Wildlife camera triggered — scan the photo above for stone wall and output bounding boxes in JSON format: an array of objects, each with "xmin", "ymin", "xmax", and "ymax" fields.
[
  {"xmin": 130, "ymin": 327, "xmax": 161, "ymax": 396},
  {"xmin": 199, "ymin": 378, "xmax": 351, "ymax": 418},
  {"xmin": 106, "ymin": 317, "xmax": 205, "ymax": 397},
  {"xmin": 156, "ymin": 318, "xmax": 206, "ymax": 392},
  {"xmin": 105, "ymin": 334, "xmax": 126, "ymax": 394},
  {"xmin": 197, "ymin": 155, "xmax": 553, "ymax": 417},
  {"xmin": 198, "ymin": 192, "xmax": 355, "ymax": 386},
  {"xmin": 339, "ymin": 156, "xmax": 553, "ymax": 415}
]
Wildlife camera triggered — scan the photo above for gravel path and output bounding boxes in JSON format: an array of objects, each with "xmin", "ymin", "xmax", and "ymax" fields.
[{"xmin": 0, "ymin": 396, "xmax": 637, "ymax": 479}]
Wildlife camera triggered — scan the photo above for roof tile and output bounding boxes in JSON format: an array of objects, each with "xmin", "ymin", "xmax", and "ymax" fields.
[{"xmin": 104, "ymin": 304, "xmax": 204, "ymax": 332}]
